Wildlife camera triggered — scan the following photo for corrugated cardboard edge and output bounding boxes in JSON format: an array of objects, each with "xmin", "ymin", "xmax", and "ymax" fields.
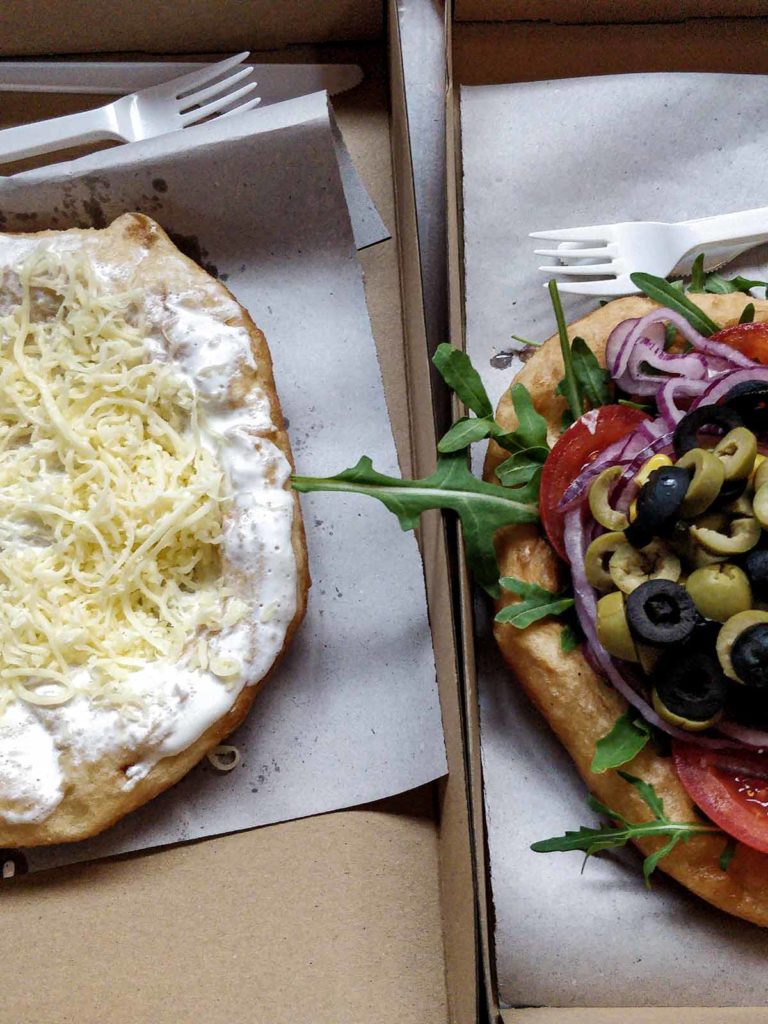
[
  {"xmin": 448, "ymin": 8, "xmax": 768, "ymax": 1024},
  {"xmin": 390, "ymin": 4, "xmax": 479, "ymax": 1021}
]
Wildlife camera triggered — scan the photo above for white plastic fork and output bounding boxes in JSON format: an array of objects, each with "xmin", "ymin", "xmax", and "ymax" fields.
[
  {"xmin": 0, "ymin": 52, "xmax": 260, "ymax": 165},
  {"xmin": 531, "ymin": 206, "xmax": 768, "ymax": 296}
]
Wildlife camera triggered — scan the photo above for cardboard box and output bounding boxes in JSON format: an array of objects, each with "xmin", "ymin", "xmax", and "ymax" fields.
[
  {"xmin": 447, "ymin": 5, "xmax": 768, "ymax": 1023},
  {"xmin": 0, "ymin": 5, "xmax": 478, "ymax": 1023}
]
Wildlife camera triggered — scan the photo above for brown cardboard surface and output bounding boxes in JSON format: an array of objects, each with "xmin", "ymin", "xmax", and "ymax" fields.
[
  {"xmin": 449, "ymin": 10, "xmax": 768, "ymax": 1023},
  {"xmin": 455, "ymin": 0, "xmax": 768, "ymax": 23},
  {"xmin": 0, "ymin": 37, "xmax": 473, "ymax": 1024},
  {"xmin": 453, "ymin": 18, "xmax": 768, "ymax": 85},
  {"xmin": 0, "ymin": 0, "xmax": 382, "ymax": 55},
  {"xmin": 3, "ymin": 789, "xmax": 447, "ymax": 1024}
]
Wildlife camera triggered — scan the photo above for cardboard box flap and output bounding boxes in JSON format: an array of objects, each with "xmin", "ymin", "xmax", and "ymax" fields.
[
  {"xmin": 455, "ymin": 0, "xmax": 768, "ymax": 24},
  {"xmin": 0, "ymin": 0, "xmax": 381, "ymax": 56}
]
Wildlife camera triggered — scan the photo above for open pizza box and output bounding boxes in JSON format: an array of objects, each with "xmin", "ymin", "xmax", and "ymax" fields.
[
  {"xmin": 447, "ymin": 3, "xmax": 768, "ymax": 1023},
  {"xmin": 0, "ymin": 4, "xmax": 477, "ymax": 1023}
]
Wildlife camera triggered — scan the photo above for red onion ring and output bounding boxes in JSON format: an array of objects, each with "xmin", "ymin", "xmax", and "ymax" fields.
[
  {"xmin": 614, "ymin": 340, "xmax": 708, "ymax": 397},
  {"xmin": 715, "ymin": 721, "xmax": 768, "ymax": 749},
  {"xmin": 693, "ymin": 366, "xmax": 768, "ymax": 409},
  {"xmin": 656, "ymin": 377, "xmax": 710, "ymax": 426},
  {"xmin": 605, "ymin": 317, "xmax": 640, "ymax": 379}
]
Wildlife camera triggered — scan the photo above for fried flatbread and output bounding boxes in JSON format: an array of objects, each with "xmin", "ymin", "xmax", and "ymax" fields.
[
  {"xmin": 0, "ymin": 214, "xmax": 308, "ymax": 845},
  {"xmin": 486, "ymin": 292, "xmax": 768, "ymax": 926}
]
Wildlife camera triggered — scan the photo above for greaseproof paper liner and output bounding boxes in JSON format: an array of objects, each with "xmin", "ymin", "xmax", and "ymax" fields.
[
  {"xmin": 0, "ymin": 89, "xmax": 444, "ymax": 872},
  {"xmin": 462, "ymin": 73, "xmax": 768, "ymax": 1008}
]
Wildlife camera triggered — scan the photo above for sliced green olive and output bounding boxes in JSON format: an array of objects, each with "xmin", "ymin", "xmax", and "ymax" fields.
[
  {"xmin": 754, "ymin": 481, "xmax": 768, "ymax": 529},
  {"xmin": 588, "ymin": 466, "xmax": 628, "ymax": 531},
  {"xmin": 651, "ymin": 689, "xmax": 723, "ymax": 731},
  {"xmin": 669, "ymin": 522, "xmax": 722, "ymax": 567},
  {"xmin": 608, "ymin": 540, "xmax": 681, "ymax": 595},
  {"xmin": 676, "ymin": 448, "xmax": 725, "ymax": 517},
  {"xmin": 716, "ymin": 610, "xmax": 768, "ymax": 682},
  {"xmin": 596, "ymin": 591, "xmax": 638, "ymax": 662},
  {"xmin": 584, "ymin": 531, "xmax": 626, "ymax": 592},
  {"xmin": 690, "ymin": 511, "xmax": 761, "ymax": 555},
  {"xmin": 754, "ymin": 456, "xmax": 768, "ymax": 492},
  {"xmin": 685, "ymin": 563, "xmax": 752, "ymax": 622},
  {"xmin": 713, "ymin": 427, "xmax": 758, "ymax": 481}
]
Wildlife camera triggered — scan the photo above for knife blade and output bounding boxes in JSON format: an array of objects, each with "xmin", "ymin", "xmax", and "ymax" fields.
[{"xmin": 0, "ymin": 61, "xmax": 362, "ymax": 104}]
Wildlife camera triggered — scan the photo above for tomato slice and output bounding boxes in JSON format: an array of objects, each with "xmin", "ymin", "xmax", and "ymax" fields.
[
  {"xmin": 708, "ymin": 321, "xmax": 768, "ymax": 365},
  {"xmin": 539, "ymin": 405, "xmax": 649, "ymax": 560},
  {"xmin": 672, "ymin": 741, "xmax": 768, "ymax": 854}
]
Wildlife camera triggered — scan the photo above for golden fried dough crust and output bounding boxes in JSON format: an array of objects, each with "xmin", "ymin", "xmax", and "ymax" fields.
[
  {"xmin": 0, "ymin": 214, "xmax": 308, "ymax": 846},
  {"xmin": 486, "ymin": 292, "xmax": 768, "ymax": 926}
]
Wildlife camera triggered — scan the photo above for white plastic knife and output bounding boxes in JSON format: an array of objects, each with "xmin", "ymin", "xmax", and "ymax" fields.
[{"xmin": 0, "ymin": 61, "xmax": 362, "ymax": 104}]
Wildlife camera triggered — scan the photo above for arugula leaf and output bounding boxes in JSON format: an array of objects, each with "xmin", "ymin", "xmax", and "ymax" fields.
[
  {"xmin": 549, "ymin": 279, "xmax": 582, "ymax": 422},
  {"xmin": 664, "ymin": 322, "xmax": 677, "ymax": 348},
  {"xmin": 511, "ymin": 333, "xmax": 544, "ymax": 347},
  {"xmin": 560, "ymin": 620, "xmax": 581, "ymax": 653},
  {"xmin": 496, "ymin": 447, "xmax": 548, "ymax": 487},
  {"xmin": 739, "ymin": 302, "xmax": 756, "ymax": 324},
  {"xmin": 438, "ymin": 415, "xmax": 495, "ymax": 453},
  {"xmin": 531, "ymin": 773, "xmax": 723, "ymax": 886},
  {"xmin": 549, "ymin": 281, "xmax": 611, "ymax": 424},
  {"xmin": 292, "ymin": 453, "xmax": 539, "ymax": 596},
  {"xmin": 642, "ymin": 835, "xmax": 682, "ymax": 885},
  {"xmin": 618, "ymin": 399, "xmax": 652, "ymax": 412},
  {"xmin": 689, "ymin": 253, "xmax": 706, "ymax": 293},
  {"xmin": 571, "ymin": 336, "xmax": 611, "ymax": 408},
  {"xmin": 630, "ymin": 272, "xmax": 721, "ymax": 336},
  {"xmin": 618, "ymin": 770, "xmax": 665, "ymax": 818},
  {"xmin": 495, "ymin": 578, "xmax": 574, "ymax": 628},
  {"xmin": 432, "ymin": 343, "xmax": 493, "ymax": 418},
  {"xmin": 703, "ymin": 273, "xmax": 768, "ymax": 295},
  {"xmin": 590, "ymin": 713, "xmax": 650, "ymax": 774},
  {"xmin": 433, "ymin": 351, "xmax": 548, "ymax": 472},
  {"xmin": 719, "ymin": 836, "xmax": 737, "ymax": 871},
  {"xmin": 494, "ymin": 383, "xmax": 549, "ymax": 453}
]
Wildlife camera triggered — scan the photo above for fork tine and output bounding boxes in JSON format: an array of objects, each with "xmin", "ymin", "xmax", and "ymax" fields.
[
  {"xmin": 534, "ymin": 247, "xmax": 614, "ymax": 260},
  {"xmin": 179, "ymin": 66, "xmax": 253, "ymax": 112},
  {"xmin": 168, "ymin": 52, "xmax": 249, "ymax": 98},
  {"xmin": 181, "ymin": 81, "xmax": 258, "ymax": 126},
  {"xmin": 539, "ymin": 263, "xmax": 618, "ymax": 277},
  {"xmin": 216, "ymin": 96, "xmax": 262, "ymax": 120},
  {"xmin": 552, "ymin": 279, "xmax": 636, "ymax": 296},
  {"xmin": 530, "ymin": 227, "xmax": 610, "ymax": 243}
]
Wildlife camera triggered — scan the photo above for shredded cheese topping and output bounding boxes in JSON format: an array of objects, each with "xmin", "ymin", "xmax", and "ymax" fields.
[{"xmin": 0, "ymin": 246, "xmax": 246, "ymax": 717}]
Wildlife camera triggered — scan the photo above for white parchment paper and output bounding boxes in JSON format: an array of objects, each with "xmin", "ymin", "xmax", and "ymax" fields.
[
  {"xmin": 462, "ymin": 73, "xmax": 768, "ymax": 1008},
  {"xmin": 0, "ymin": 90, "xmax": 445, "ymax": 872}
]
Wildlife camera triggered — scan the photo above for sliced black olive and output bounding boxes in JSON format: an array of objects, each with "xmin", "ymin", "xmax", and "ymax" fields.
[
  {"xmin": 742, "ymin": 547, "xmax": 768, "ymax": 600},
  {"xmin": 652, "ymin": 650, "xmax": 729, "ymax": 729},
  {"xmin": 710, "ymin": 476, "xmax": 748, "ymax": 511},
  {"xmin": 727, "ymin": 684, "xmax": 768, "ymax": 729},
  {"xmin": 687, "ymin": 618, "xmax": 722, "ymax": 656},
  {"xmin": 624, "ymin": 466, "xmax": 691, "ymax": 549},
  {"xmin": 720, "ymin": 381, "xmax": 768, "ymax": 433},
  {"xmin": 626, "ymin": 578, "xmax": 699, "ymax": 646},
  {"xmin": 673, "ymin": 405, "xmax": 745, "ymax": 458},
  {"xmin": 731, "ymin": 623, "xmax": 768, "ymax": 689}
]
